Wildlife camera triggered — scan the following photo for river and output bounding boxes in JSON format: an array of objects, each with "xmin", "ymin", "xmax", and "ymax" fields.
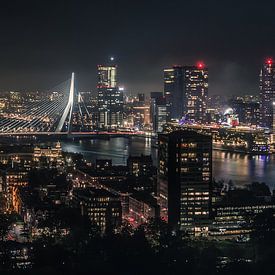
[{"xmin": 61, "ymin": 137, "xmax": 275, "ymax": 190}]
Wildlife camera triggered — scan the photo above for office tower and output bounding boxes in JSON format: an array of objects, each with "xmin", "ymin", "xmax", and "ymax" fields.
[
  {"xmin": 150, "ymin": 92, "xmax": 163, "ymax": 131},
  {"xmin": 164, "ymin": 66, "xmax": 185, "ymax": 120},
  {"xmin": 98, "ymin": 64, "xmax": 117, "ymax": 87},
  {"xmin": 97, "ymin": 63, "xmax": 123, "ymax": 128},
  {"xmin": 164, "ymin": 63, "xmax": 208, "ymax": 123},
  {"xmin": 150, "ymin": 94, "xmax": 168, "ymax": 132},
  {"xmin": 272, "ymin": 102, "xmax": 275, "ymax": 134},
  {"xmin": 130, "ymin": 94, "xmax": 150, "ymax": 130},
  {"xmin": 229, "ymin": 98, "xmax": 260, "ymax": 126},
  {"xmin": 73, "ymin": 187, "xmax": 122, "ymax": 233},
  {"xmin": 184, "ymin": 63, "xmax": 208, "ymax": 123},
  {"xmin": 137, "ymin": 93, "xmax": 145, "ymax": 103},
  {"xmin": 259, "ymin": 58, "xmax": 275, "ymax": 128},
  {"xmin": 127, "ymin": 154, "xmax": 153, "ymax": 177},
  {"xmin": 158, "ymin": 130, "xmax": 212, "ymax": 233}
]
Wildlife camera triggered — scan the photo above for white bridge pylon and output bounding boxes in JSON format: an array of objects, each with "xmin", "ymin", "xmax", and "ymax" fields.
[{"xmin": 55, "ymin": 72, "xmax": 75, "ymax": 132}]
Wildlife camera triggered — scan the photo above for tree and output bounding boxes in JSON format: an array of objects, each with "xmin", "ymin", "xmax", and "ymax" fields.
[
  {"xmin": 251, "ymin": 208, "xmax": 275, "ymax": 263},
  {"xmin": 0, "ymin": 213, "xmax": 19, "ymax": 241},
  {"xmin": 247, "ymin": 182, "xmax": 271, "ymax": 197},
  {"xmin": 251, "ymin": 208, "xmax": 275, "ymax": 244},
  {"xmin": 0, "ymin": 214, "xmax": 11, "ymax": 241}
]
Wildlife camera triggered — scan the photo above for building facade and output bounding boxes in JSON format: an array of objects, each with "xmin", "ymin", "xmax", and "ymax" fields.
[
  {"xmin": 158, "ymin": 130, "xmax": 212, "ymax": 233},
  {"xmin": 259, "ymin": 58, "xmax": 275, "ymax": 128},
  {"xmin": 163, "ymin": 64, "xmax": 208, "ymax": 123},
  {"xmin": 127, "ymin": 154, "xmax": 153, "ymax": 177},
  {"xmin": 150, "ymin": 95, "xmax": 168, "ymax": 132},
  {"xmin": 164, "ymin": 66, "xmax": 185, "ymax": 120},
  {"xmin": 73, "ymin": 188, "xmax": 122, "ymax": 233},
  {"xmin": 229, "ymin": 99, "xmax": 260, "ymax": 126},
  {"xmin": 128, "ymin": 192, "xmax": 160, "ymax": 225},
  {"xmin": 33, "ymin": 142, "xmax": 63, "ymax": 168},
  {"xmin": 97, "ymin": 64, "xmax": 123, "ymax": 128},
  {"xmin": 184, "ymin": 64, "xmax": 208, "ymax": 123}
]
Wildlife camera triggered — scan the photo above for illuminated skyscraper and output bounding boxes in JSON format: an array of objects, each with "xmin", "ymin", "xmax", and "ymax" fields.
[
  {"xmin": 150, "ymin": 95, "xmax": 168, "ymax": 132},
  {"xmin": 184, "ymin": 63, "xmax": 208, "ymax": 123},
  {"xmin": 163, "ymin": 63, "xmax": 208, "ymax": 123},
  {"xmin": 164, "ymin": 66, "xmax": 185, "ymax": 120},
  {"xmin": 259, "ymin": 58, "xmax": 275, "ymax": 128},
  {"xmin": 158, "ymin": 130, "xmax": 212, "ymax": 233},
  {"xmin": 229, "ymin": 98, "xmax": 260, "ymax": 126},
  {"xmin": 97, "ymin": 61, "xmax": 123, "ymax": 128},
  {"xmin": 97, "ymin": 65, "xmax": 117, "ymax": 88}
]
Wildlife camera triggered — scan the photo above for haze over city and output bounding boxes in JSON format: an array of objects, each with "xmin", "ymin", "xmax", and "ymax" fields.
[
  {"xmin": 0, "ymin": 0, "xmax": 274, "ymax": 95},
  {"xmin": 2, "ymin": 1, "xmax": 275, "ymax": 275}
]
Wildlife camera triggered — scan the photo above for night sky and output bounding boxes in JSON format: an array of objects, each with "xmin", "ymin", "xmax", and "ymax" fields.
[{"xmin": 0, "ymin": 0, "xmax": 275, "ymax": 96}]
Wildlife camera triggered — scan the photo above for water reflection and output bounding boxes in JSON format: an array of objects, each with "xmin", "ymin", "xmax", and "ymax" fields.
[
  {"xmin": 212, "ymin": 151, "xmax": 275, "ymax": 190},
  {"xmin": 62, "ymin": 137, "xmax": 156, "ymax": 166},
  {"xmin": 62, "ymin": 137, "xmax": 275, "ymax": 190}
]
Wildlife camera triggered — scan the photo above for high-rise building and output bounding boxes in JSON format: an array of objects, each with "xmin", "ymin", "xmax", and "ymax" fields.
[
  {"xmin": 158, "ymin": 130, "xmax": 212, "ymax": 233},
  {"xmin": 184, "ymin": 63, "xmax": 208, "ymax": 123},
  {"xmin": 150, "ymin": 94, "xmax": 168, "ymax": 132},
  {"xmin": 229, "ymin": 98, "xmax": 260, "ymax": 126},
  {"xmin": 259, "ymin": 58, "xmax": 275, "ymax": 128},
  {"xmin": 97, "ymin": 64, "xmax": 117, "ymax": 88},
  {"xmin": 73, "ymin": 187, "xmax": 122, "ymax": 233},
  {"xmin": 127, "ymin": 154, "xmax": 154, "ymax": 177},
  {"xmin": 272, "ymin": 101, "xmax": 275, "ymax": 136},
  {"xmin": 164, "ymin": 66, "xmax": 185, "ymax": 120},
  {"xmin": 97, "ymin": 62, "xmax": 123, "ymax": 128},
  {"xmin": 163, "ymin": 63, "xmax": 208, "ymax": 123}
]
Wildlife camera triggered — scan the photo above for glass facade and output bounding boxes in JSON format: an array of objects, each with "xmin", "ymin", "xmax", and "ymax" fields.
[
  {"xmin": 158, "ymin": 130, "xmax": 212, "ymax": 232},
  {"xmin": 97, "ymin": 64, "xmax": 123, "ymax": 128},
  {"xmin": 259, "ymin": 59, "xmax": 275, "ymax": 128}
]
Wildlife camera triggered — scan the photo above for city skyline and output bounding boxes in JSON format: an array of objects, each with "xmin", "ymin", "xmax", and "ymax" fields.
[
  {"xmin": 0, "ymin": 58, "xmax": 272, "ymax": 96},
  {"xmin": 0, "ymin": 0, "xmax": 274, "ymax": 95},
  {"xmin": 2, "ymin": 1, "xmax": 275, "ymax": 274}
]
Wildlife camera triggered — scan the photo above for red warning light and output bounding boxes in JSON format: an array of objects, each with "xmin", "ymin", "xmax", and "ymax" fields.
[
  {"xmin": 266, "ymin": 58, "xmax": 273, "ymax": 65},
  {"xmin": 197, "ymin": 61, "xmax": 205, "ymax": 69}
]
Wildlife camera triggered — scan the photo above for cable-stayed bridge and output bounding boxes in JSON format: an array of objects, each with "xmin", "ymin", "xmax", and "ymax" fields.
[
  {"xmin": 0, "ymin": 73, "xmax": 145, "ymax": 137},
  {"xmin": 0, "ymin": 73, "xmax": 85, "ymax": 135}
]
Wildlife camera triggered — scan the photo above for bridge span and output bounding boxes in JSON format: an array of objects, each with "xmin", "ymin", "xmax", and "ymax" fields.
[{"xmin": 0, "ymin": 131, "xmax": 149, "ymax": 138}]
